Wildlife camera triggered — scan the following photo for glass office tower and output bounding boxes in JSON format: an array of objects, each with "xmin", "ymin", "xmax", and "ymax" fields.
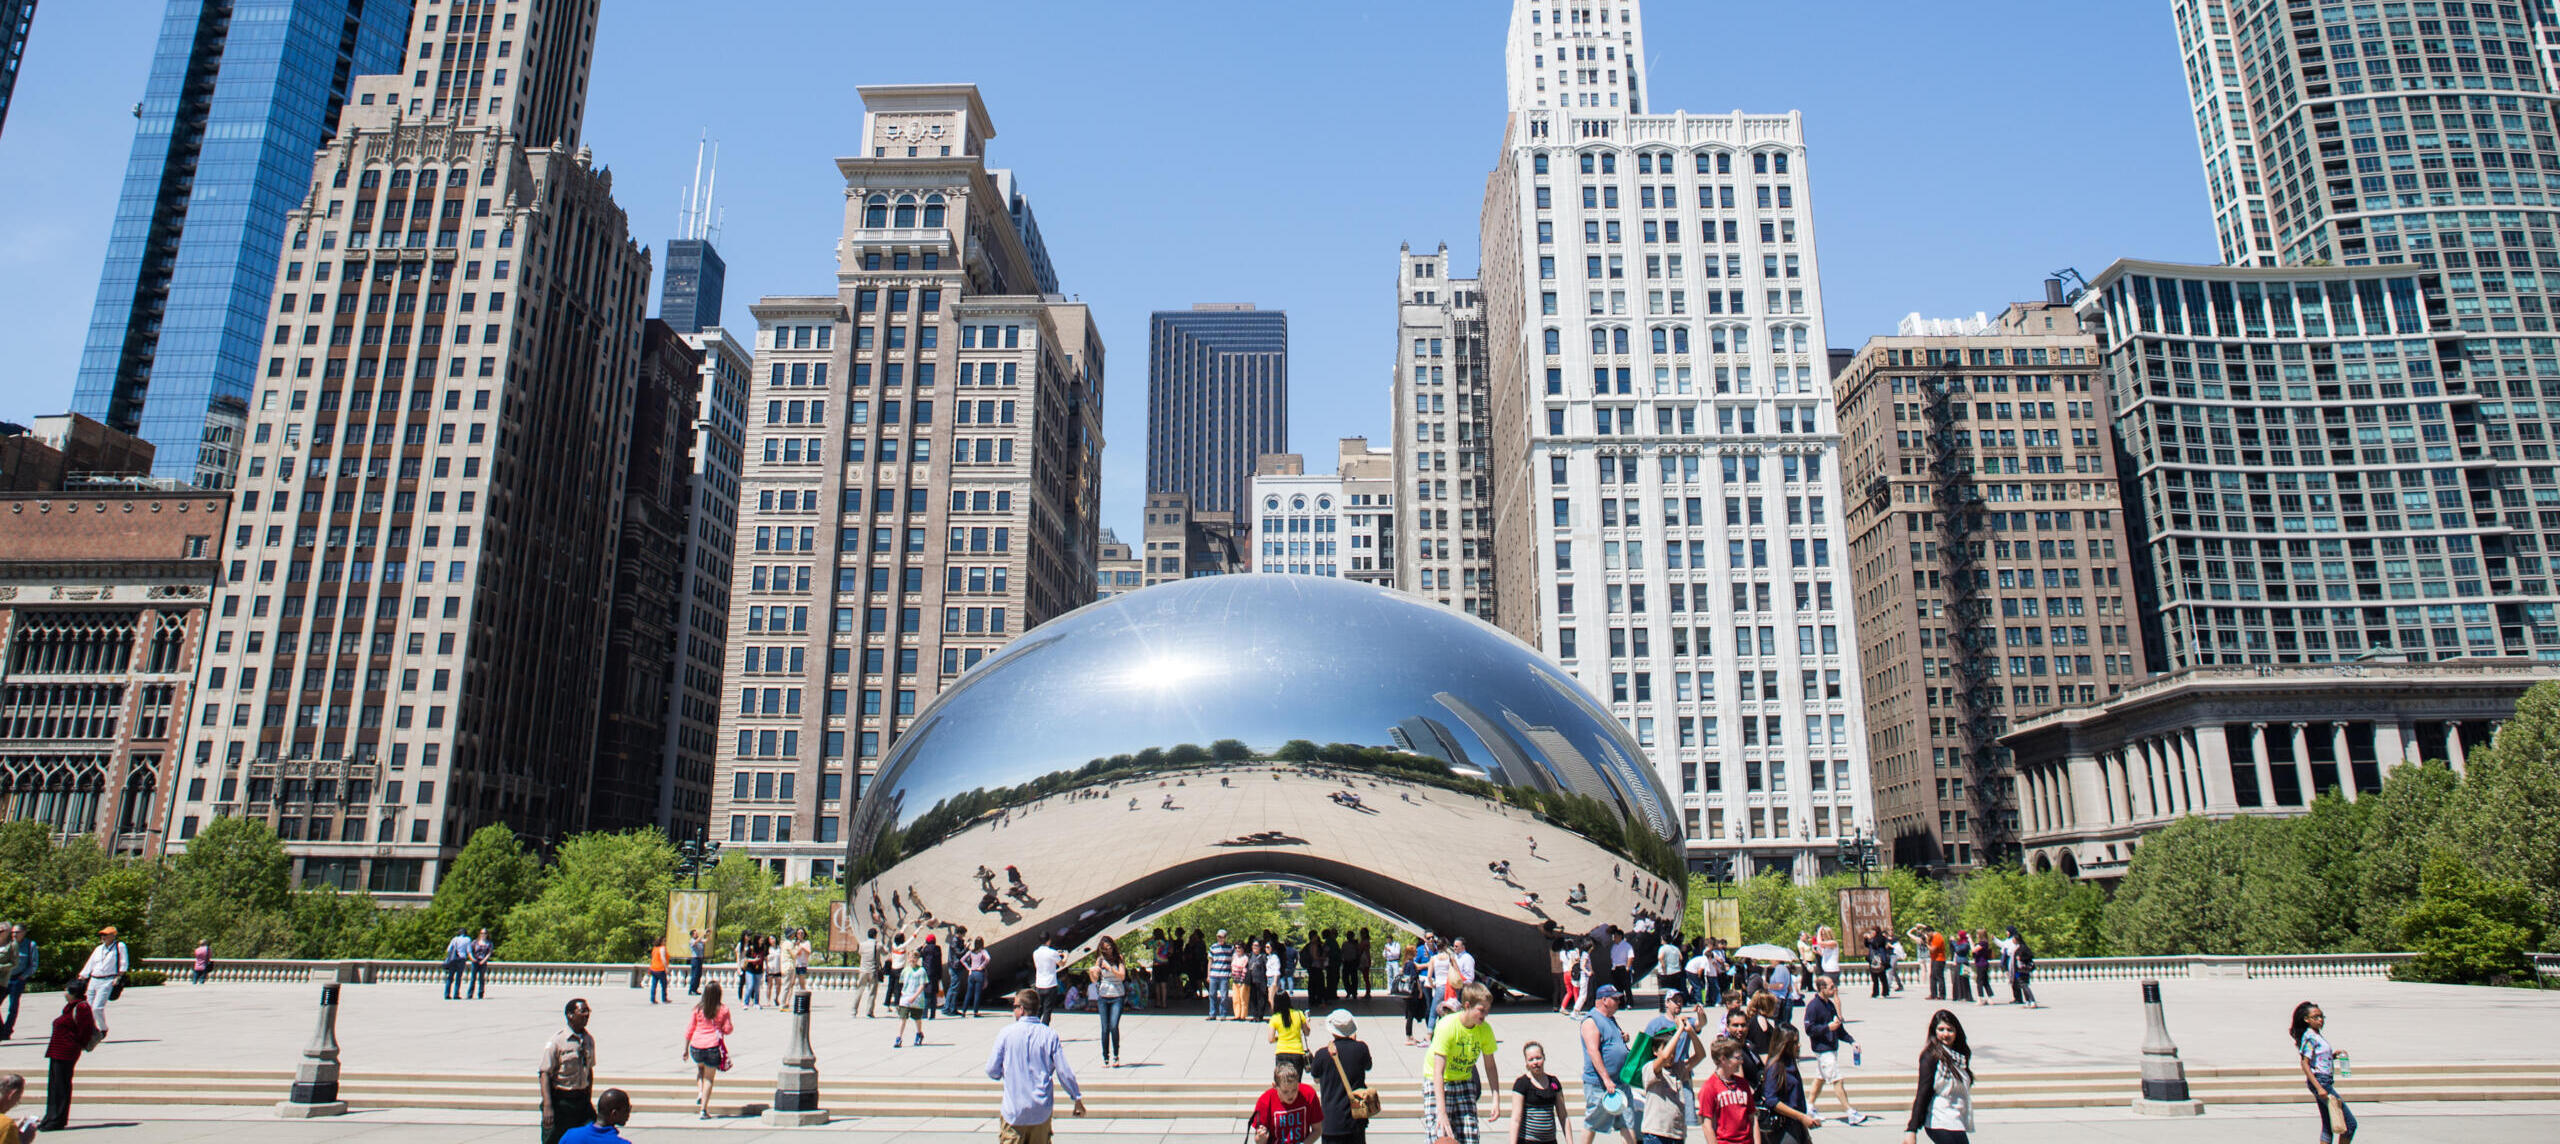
[{"xmin": 73, "ymin": 0, "xmax": 410, "ymax": 486}]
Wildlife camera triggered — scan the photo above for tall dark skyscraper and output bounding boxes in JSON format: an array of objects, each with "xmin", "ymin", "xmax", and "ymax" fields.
[
  {"xmin": 661, "ymin": 238, "xmax": 725, "ymax": 335},
  {"xmin": 0, "ymin": 1, "xmax": 33, "ymax": 139},
  {"xmin": 72, "ymin": 0, "xmax": 411, "ymax": 486},
  {"xmin": 1147, "ymin": 303, "xmax": 1287, "ymax": 516},
  {"xmin": 660, "ymin": 135, "xmax": 725, "ymax": 334}
]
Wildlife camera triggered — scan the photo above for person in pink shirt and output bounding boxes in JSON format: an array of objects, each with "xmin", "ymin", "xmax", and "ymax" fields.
[{"xmin": 682, "ymin": 981, "xmax": 734, "ymax": 1119}]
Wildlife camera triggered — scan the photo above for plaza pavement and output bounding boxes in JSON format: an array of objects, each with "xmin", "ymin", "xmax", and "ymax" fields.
[{"xmin": 11, "ymin": 968, "xmax": 2556, "ymax": 1138}]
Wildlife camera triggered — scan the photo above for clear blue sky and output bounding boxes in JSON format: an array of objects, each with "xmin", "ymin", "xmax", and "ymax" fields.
[{"xmin": 0, "ymin": 1, "xmax": 2216, "ymax": 543}]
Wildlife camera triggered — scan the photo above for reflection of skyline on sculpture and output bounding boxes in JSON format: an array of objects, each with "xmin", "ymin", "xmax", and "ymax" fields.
[
  {"xmin": 840, "ymin": 577, "xmax": 1684, "ymax": 991},
  {"xmin": 851, "ymin": 578, "xmax": 1676, "ymax": 847}
]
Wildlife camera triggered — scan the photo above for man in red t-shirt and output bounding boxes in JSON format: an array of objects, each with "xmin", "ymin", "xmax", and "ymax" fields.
[
  {"xmin": 1248, "ymin": 1061, "xmax": 1324, "ymax": 1144},
  {"xmin": 1697, "ymin": 1037, "xmax": 1755, "ymax": 1144}
]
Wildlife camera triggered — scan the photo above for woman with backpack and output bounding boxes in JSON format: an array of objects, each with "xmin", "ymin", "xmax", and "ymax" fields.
[
  {"xmin": 2007, "ymin": 933, "xmax": 2038, "ymax": 1009},
  {"xmin": 36, "ymin": 980, "xmax": 100, "ymax": 1132}
]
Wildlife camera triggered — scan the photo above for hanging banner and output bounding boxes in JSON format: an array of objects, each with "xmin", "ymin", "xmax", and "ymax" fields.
[
  {"xmin": 827, "ymin": 898, "xmax": 862, "ymax": 952},
  {"xmin": 666, "ymin": 889, "xmax": 718, "ymax": 954},
  {"xmin": 1837, "ymin": 887, "xmax": 1892, "ymax": 946},
  {"xmin": 1700, "ymin": 898, "xmax": 1741, "ymax": 946}
]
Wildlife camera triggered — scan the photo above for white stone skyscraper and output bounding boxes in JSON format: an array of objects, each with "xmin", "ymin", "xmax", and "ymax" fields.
[
  {"xmin": 1392, "ymin": 244, "xmax": 1497, "ymax": 620},
  {"xmin": 1479, "ymin": 0, "xmax": 1871, "ymax": 876}
]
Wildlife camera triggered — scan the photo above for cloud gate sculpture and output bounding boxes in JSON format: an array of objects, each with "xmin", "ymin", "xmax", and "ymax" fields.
[{"xmin": 843, "ymin": 576, "xmax": 1685, "ymax": 995}]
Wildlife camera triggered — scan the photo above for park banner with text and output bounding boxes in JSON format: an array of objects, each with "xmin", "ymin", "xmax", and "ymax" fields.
[
  {"xmin": 666, "ymin": 890, "xmax": 717, "ymax": 953},
  {"xmin": 828, "ymin": 899, "xmax": 861, "ymax": 952},
  {"xmin": 1838, "ymin": 887, "xmax": 1891, "ymax": 945},
  {"xmin": 1701, "ymin": 897, "xmax": 1740, "ymax": 945}
]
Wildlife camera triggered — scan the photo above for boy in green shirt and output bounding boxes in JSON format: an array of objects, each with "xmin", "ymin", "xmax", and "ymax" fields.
[{"xmin": 1426, "ymin": 982, "xmax": 1503, "ymax": 1144}]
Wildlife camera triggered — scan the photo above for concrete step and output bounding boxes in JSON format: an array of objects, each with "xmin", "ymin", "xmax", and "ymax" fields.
[{"xmin": 70, "ymin": 1064, "xmax": 2560, "ymax": 1117}]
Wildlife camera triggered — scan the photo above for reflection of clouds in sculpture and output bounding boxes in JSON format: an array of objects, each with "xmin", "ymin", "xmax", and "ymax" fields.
[{"xmin": 842, "ymin": 577, "xmax": 1685, "ymax": 990}]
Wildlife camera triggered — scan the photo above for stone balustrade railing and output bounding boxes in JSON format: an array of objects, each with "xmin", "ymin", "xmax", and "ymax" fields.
[{"xmin": 145, "ymin": 951, "xmax": 2471, "ymax": 989}]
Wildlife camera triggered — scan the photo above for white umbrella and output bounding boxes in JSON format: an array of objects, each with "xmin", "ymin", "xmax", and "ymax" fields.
[{"xmin": 1733, "ymin": 943, "xmax": 1796, "ymax": 962}]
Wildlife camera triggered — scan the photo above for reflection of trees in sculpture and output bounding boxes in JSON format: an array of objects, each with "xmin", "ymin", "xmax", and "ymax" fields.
[{"xmin": 851, "ymin": 739, "xmax": 1684, "ymax": 888}]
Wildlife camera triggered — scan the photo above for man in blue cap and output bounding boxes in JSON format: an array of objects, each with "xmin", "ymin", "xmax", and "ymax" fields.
[{"xmin": 1575, "ymin": 984, "xmax": 1636, "ymax": 1144}]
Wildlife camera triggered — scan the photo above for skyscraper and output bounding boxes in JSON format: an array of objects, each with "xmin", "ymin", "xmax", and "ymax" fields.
[
  {"xmin": 1393, "ymin": 243, "xmax": 1498, "ymax": 620},
  {"xmin": 665, "ymin": 325, "xmax": 749, "ymax": 840},
  {"xmin": 661, "ymin": 137, "xmax": 726, "ymax": 336},
  {"xmin": 716, "ymin": 85, "xmax": 1105, "ymax": 884},
  {"xmin": 0, "ymin": 0, "xmax": 33, "ymax": 139},
  {"xmin": 162, "ymin": 0, "xmax": 655, "ymax": 896},
  {"xmin": 1835, "ymin": 296, "xmax": 2150, "ymax": 870},
  {"xmin": 2095, "ymin": 0, "xmax": 2560, "ymax": 667},
  {"xmin": 1479, "ymin": 0, "xmax": 1871, "ymax": 876},
  {"xmin": 72, "ymin": 0, "xmax": 412, "ymax": 487},
  {"xmin": 592, "ymin": 321, "xmax": 703, "ymax": 834},
  {"xmin": 1146, "ymin": 304, "xmax": 1286, "ymax": 517}
]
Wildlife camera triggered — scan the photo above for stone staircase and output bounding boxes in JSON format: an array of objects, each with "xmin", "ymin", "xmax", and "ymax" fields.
[{"xmin": 70, "ymin": 1060, "xmax": 2560, "ymax": 1120}]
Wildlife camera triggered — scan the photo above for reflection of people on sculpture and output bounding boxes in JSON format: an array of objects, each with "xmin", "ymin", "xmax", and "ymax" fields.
[
  {"xmin": 975, "ymin": 865, "xmax": 997, "ymax": 892},
  {"xmin": 1566, "ymin": 883, "xmax": 1589, "ymax": 909},
  {"xmin": 1162, "ymin": 793, "xmax": 1177, "ymax": 809}
]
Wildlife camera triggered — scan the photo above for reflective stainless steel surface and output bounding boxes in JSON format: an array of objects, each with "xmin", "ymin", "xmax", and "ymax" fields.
[{"xmin": 844, "ymin": 576, "xmax": 1684, "ymax": 993}]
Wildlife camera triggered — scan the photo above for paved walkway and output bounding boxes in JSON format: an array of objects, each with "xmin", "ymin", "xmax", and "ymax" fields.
[
  {"xmin": 30, "ymin": 971, "xmax": 2559, "ymax": 1083},
  {"xmin": 36, "ymin": 1100, "xmax": 2560, "ymax": 1142}
]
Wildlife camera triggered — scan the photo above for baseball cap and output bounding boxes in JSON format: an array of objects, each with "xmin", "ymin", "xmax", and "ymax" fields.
[
  {"xmin": 1593, "ymin": 984, "xmax": 1623, "ymax": 999},
  {"xmin": 99, "ymin": 926, "xmax": 118, "ymax": 937}
]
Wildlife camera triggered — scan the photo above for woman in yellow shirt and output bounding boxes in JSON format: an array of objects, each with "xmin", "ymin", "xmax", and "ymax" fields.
[{"xmin": 1267, "ymin": 988, "xmax": 1311, "ymax": 1071}]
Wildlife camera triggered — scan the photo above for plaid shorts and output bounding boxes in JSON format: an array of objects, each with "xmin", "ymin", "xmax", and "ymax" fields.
[{"xmin": 1427, "ymin": 1078, "xmax": 1483, "ymax": 1144}]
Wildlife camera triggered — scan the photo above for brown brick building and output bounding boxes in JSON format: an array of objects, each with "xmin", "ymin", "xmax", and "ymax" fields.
[
  {"xmin": 0, "ymin": 485, "xmax": 227, "ymax": 854},
  {"xmin": 1837, "ymin": 294, "xmax": 2150, "ymax": 870}
]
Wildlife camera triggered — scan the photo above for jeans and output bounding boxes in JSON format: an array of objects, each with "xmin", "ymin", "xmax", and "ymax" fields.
[
  {"xmin": 649, "ymin": 971, "xmax": 669, "ymax": 1003},
  {"xmin": 743, "ymin": 969, "xmax": 762, "ymax": 1007},
  {"xmin": 2309, "ymin": 1073, "xmax": 2355, "ymax": 1143},
  {"xmin": 1, "ymin": 975, "xmax": 23, "ymax": 1036},
  {"xmin": 964, "ymin": 970, "xmax": 987, "ymax": 1015},
  {"xmin": 443, "ymin": 960, "xmax": 464, "ymax": 999},
  {"xmin": 1037, "ymin": 986, "xmax": 1060, "ymax": 1023},
  {"xmin": 1097, "ymin": 996, "xmax": 1125, "ymax": 1061},
  {"xmin": 468, "ymin": 961, "xmax": 488, "ymax": 998},
  {"xmin": 944, "ymin": 967, "xmax": 965, "ymax": 1014},
  {"xmin": 688, "ymin": 957, "xmax": 704, "ymax": 995},
  {"xmin": 1928, "ymin": 960, "xmax": 1947, "ymax": 999},
  {"xmin": 1208, "ymin": 975, "xmax": 1231, "ymax": 1018},
  {"xmin": 2010, "ymin": 970, "xmax": 2035, "ymax": 1005}
]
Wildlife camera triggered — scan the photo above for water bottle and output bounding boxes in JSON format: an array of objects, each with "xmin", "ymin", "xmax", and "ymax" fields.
[
  {"xmin": 1852, "ymin": 1044, "xmax": 1863, "ymax": 1068},
  {"xmin": 2334, "ymin": 1050, "xmax": 2352, "ymax": 1078}
]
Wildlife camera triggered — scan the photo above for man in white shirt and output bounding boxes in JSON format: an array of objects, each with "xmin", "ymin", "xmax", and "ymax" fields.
[
  {"xmin": 1450, "ymin": 937, "xmax": 1477, "ymax": 990},
  {"xmin": 1030, "ymin": 939, "xmax": 1065, "ymax": 1024},
  {"xmin": 1653, "ymin": 938, "xmax": 1683, "ymax": 1001},
  {"xmin": 1382, "ymin": 938, "xmax": 1404, "ymax": 993},
  {"xmin": 82, "ymin": 927, "xmax": 129, "ymax": 1017}
]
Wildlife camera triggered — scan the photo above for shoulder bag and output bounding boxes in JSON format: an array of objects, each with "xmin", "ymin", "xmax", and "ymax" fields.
[{"xmin": 1329, "ymin": 1046, "xmax": 1381, "ymax": 1120}]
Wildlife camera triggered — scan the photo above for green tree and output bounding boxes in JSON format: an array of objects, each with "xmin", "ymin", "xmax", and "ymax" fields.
[
  {"xmin": 289, "ymin": 889, "xmax": 386, "ymax": 958},
  {"xmin": 2445, "ymin": 681, "xmax": 2560, "ymax": 930},
  {"xmin": 2104, "ymin": 815, "xmax": 2254, "ymax": 955},
  {"xmin": 1210, "ymin": 739, "xmax": 1255, "ymax": 762},
  {"xmin": 152, "ymin": 817, "xmax": 295, "ymax": 957},
  {"xmin": 499, "ymin": 830, "xmax": 676, "ymax": 963},
  {"xmin": 1953, "ymin": 869, "xmax": 2108, "ymax": 957},
  {"xmin": 2392, "ymin": 851, "xmax": 2546, "ymax": 985},
  {"xmin": 407, "ymin": 824, "xmax": 544, "ymax": 955},
  {"xmin": 2353, "ymin": 761, "xmax": 2461, "ymax": 946},
  {"xmin": 1736, "ymin": 871, "xmax": 1818, "ymax": 945}
]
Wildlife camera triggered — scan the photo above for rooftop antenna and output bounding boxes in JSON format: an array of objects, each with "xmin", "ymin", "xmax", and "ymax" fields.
[{"xmin": 678, "ymin": 131, "xmax": 720, "ymax": 241}]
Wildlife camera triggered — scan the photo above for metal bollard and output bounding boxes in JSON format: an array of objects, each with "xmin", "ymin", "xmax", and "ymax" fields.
[
  {"xmin": 275, "ymin": 983, "xmax": 349, "ymax": 1118},
  {"xmin": 2131, "ymin": 978, "xmax": 2205, "ymax": 1116},
  {"xmin": 762, "ymin": 989, "xmax": 828, "ymax": 1125}
]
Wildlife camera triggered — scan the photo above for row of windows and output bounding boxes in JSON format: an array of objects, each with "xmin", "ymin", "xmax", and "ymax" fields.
[{"xmin": 1532, "ymin": 149, "xmax": 1792, "ymax": 177}]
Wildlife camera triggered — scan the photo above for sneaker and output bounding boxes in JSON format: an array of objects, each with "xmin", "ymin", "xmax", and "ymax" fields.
[{"xmin": 893, "ymin": 1036, "xmax": 903, "ymax": 1048}]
